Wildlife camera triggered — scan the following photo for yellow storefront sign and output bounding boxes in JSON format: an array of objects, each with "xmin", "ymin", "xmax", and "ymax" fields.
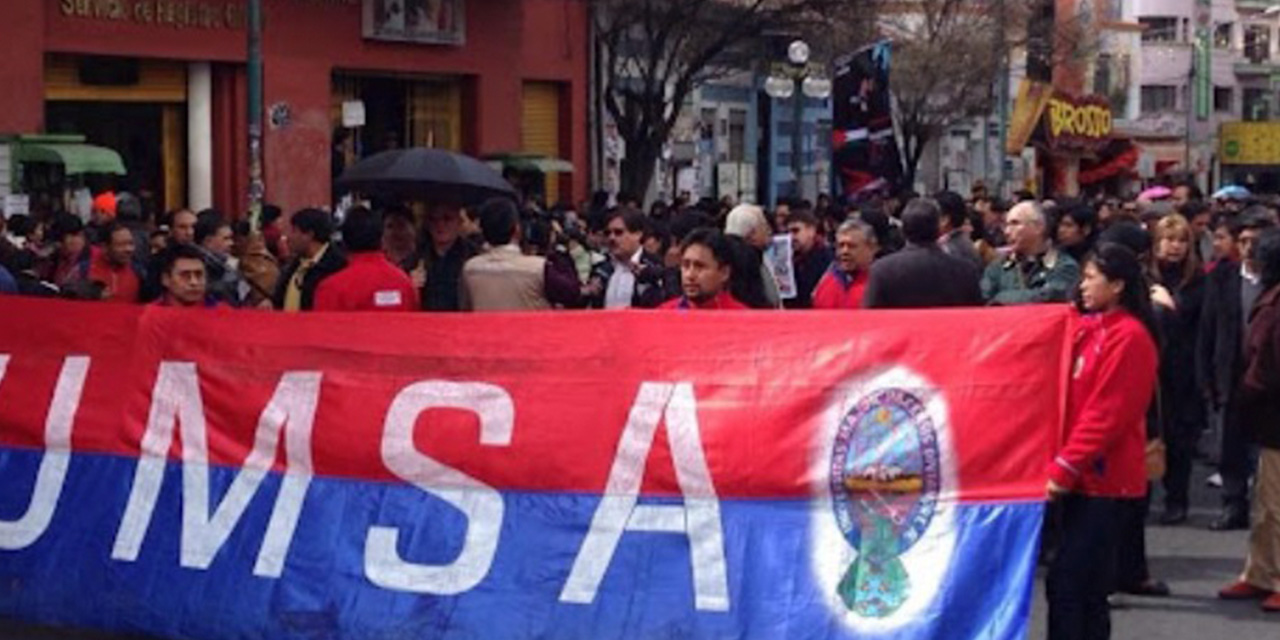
[{"xmin": 1220, "ymin": 122, "xmax": 1280, "ymax": 166}]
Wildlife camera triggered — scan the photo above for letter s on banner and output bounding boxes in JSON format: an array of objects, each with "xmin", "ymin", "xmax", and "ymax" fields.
[
  {"xmin": 0, "ymin": 355, "xmax": 89, "ymax": 550},
  {"xmin": 365, "ymin": 381, "xmax": 514, "ymax": 595}
]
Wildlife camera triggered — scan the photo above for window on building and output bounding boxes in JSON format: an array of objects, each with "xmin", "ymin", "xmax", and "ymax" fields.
[
  {"xmin": 700, "ymin": 108, "xmax": 716, "ymax": 140},
  {"xmin": 1215, "ymin": 23, "xmax": 1234, "ymax": 49},
  {"xmin": 1214, "ymin": 87, "xmax": 1234, "ymax": 113},
  {"xmin": 1141, "ymin": 85, "xmax": 1178, "ymax": 113},
  {"xmin": 1245, "ymin": 24, "xmax": 1271, "ymax": 63},
  {"xmin": 728, "ymin": 109, "xmax": 747, "ymax": 163},
  {"xmin": 1093, "ymin": 54, "xmax": 1112, "ymax": 96},
  {"xmin": 1102, "ymin": 0, "xmax": 1123, "ymax": 23},
  {"xmin": 1140, "ymin": 17, "xmax": 1179, "ymax": 43},
  {"xmin": 1244, "ymin": 87, "xmax": 1270, "ymax": 121}
]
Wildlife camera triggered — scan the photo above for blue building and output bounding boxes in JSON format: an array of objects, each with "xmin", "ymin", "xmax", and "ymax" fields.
[{"xmin": 760, "ymin": 84, "xmax": 833, "ymax": 206}]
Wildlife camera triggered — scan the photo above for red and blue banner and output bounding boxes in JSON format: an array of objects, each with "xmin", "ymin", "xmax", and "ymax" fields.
[{"xmin": 0, "ymin": 298, "xmax": 1069, "ymax": 639}]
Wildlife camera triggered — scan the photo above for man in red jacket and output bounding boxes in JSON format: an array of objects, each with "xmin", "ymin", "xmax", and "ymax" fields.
[
  {"xmin": 87, "ymin": 221, "xmax": 144, "ymax": 304},
  {"xmin": 813, "ymin": 220, "xmax": 877, "ymax": 310},
  {"xmin": 661, "ymin": 228, "xmax": 746, "ymax": 310},
  {"xmin": 314, "ymin": 207, "xmax": 418, "ymax": 312}
]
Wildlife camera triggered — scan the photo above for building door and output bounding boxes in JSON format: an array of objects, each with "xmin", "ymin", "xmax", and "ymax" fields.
[{"xmin": 44, "ymin": 54, "xmax": 188, "ymax": 214}]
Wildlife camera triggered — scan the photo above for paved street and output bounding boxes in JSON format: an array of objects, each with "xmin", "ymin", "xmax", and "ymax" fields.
[{"xmin": 4, "ymin": 463, "xmax": 1276, "ymax": 639}]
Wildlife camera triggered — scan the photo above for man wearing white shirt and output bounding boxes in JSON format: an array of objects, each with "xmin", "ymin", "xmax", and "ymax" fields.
[{"xmin": 587, "ymin": 209, "xmax": 674, "ymax": 309}]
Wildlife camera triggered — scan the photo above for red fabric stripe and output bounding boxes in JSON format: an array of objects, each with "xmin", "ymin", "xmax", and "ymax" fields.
[{"xmin": 0, "ymin": 298, "xmax": 1067, "ymax": 502}]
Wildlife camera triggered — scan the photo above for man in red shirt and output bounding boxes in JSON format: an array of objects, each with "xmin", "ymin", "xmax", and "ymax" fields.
[
  {"xmin": 661, "ymin": 229, "xmax": 746, "ymax": 310},
  {"xmin": 813, "ymin": 220, "xmax": 878, "ymax": 310},
  {"xmin": 154, "ymin": 244, "xmax": 220, "ymax": 308},
  {"xmin": 315, "ymin": 207, "xmax": 419, "ymax": 312},
  {"xmin": 88, "ymin": 221, "xmax": 144, "ymax": 303}
]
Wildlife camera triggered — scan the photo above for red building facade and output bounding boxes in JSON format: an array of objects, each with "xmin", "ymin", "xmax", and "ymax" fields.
[{"xmin": 0, "ymin": 0, "xmax": 589, "ymax": 215}]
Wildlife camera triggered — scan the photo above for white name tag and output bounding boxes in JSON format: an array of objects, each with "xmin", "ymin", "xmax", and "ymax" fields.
[{"xmin": 374, "ymin": 290, "xmax": 403, "ymax": 307}]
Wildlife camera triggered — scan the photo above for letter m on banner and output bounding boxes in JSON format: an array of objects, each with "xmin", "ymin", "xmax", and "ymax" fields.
[{"xmin": 112, "ymin": 362, "xmax": 322, "ymax": 578}]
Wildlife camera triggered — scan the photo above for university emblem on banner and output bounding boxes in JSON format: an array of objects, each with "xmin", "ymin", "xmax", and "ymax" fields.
[
  {"xmin": 812, "ymin": 367, "xmax": 956, "ymax": 634},
  {"xmin": 830, "ymin": 388, "xmax": 940, "ymax": 617}
]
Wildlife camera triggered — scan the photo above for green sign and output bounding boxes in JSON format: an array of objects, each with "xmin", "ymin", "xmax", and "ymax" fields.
[{"xmin": 1196, "ymin": 28, "xmax": 1212, "ymax": 121}]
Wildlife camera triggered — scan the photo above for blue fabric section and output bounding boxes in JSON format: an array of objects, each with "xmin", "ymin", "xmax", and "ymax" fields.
[{"xmin": 0, "ymin": 449, "xmax": 1042, "ymax": 639}]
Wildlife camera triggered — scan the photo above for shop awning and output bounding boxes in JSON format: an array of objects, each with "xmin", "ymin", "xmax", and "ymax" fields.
[
  {"xmin": 484, "ymin": 154, "xmax": 575, "ymax": 174},
  {"xmin": 15, "ymin": 143, "xmax": 127, "ymax": 176},
  {"xmin": 1079, "ymin": 140, "xmax": 1139, "ymax": 186}
]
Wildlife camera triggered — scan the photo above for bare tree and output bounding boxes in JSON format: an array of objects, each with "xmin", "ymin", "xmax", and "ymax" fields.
[
  {"xmin": 592, "ymin": 0, "xmax": 862, "ymax": 201},
  {"xmin": 883, "ymin": 0, "xmax": 1096, "ymax": 189}
]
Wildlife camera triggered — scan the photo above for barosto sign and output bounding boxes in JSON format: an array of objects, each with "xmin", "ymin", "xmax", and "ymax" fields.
[{"xmin": 0, "ymin": 298, "xmax": 1068, "ymax": 639}]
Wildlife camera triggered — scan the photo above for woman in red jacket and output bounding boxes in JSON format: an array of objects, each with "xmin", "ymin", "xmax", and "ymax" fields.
[{"xmin": 1047, "ymin": 242, "xmax": 1160, "ymax": 640}]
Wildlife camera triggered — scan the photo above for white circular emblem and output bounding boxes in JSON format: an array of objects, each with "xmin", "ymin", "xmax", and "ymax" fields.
[{"xmin": 810, "ymin": 366, "xmax": 958, "ymax": 634}]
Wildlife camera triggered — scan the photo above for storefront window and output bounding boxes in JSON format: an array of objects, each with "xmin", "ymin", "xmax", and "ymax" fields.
[{"xmin": 44, "ymin": 54, "xmax": 188, "ymax": 214}]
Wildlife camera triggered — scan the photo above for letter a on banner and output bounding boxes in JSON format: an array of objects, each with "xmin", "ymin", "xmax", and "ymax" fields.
[
  {"xmin": 560, "ymin": 382, "xmax": 729, "ymax": 612},
  {"xmin": 112, "ymin": 363, "xmax": 322, "ymax": 577},
  {"xmin": 0, "ymin": 355, "xmax": 89, "ymax": 550}
]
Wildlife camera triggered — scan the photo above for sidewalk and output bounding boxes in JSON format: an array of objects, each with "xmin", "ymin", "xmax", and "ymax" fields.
[{"xmin": 1028, "ymin": 463, "xmax": 1276, "ymax": 638}]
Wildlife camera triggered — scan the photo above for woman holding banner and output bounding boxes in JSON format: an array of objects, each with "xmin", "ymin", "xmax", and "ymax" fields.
[{"xmin": 1046, "ymin": 243, "xmax": 1160, "ymax": 640}]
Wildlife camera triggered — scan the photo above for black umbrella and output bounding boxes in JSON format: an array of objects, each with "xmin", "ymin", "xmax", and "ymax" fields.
[{"xmin": 335, "ymin": 147, "xmax": 517, "ymax": 204}]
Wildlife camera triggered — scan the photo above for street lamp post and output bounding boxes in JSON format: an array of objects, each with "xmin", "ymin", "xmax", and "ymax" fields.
[{"xmin": 765, "ymin": 40, "xmax": 832, "ymax": 200}]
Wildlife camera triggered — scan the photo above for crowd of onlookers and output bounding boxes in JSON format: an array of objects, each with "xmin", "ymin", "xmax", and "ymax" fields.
[{"xmin": 1, "ymin": 182, "xmax": 1269, "ymax": 318}]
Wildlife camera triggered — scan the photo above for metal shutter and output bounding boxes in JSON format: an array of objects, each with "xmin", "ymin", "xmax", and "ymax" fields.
[{"xmin": 521, "ymin": 82, "xmax": 561, "ymax": 203}]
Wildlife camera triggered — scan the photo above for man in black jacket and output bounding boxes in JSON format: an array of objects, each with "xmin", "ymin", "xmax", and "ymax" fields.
[
  {"xmin": 587, "ymin": 209, "xmax": 673, "ymax": 308},
  {"xmin": 863, "ymin": 198, "xmax": 983, "ymax": 309},
  {"xmin": 273, "ymin": 208, "xmax": 348, "ymax": 312},
  {"xmin": 784, "ymin": 209, "xmax": 834, "ymax": 309},
  {"xmin": 1199, "ymin": 210, "xmax": 1278, "ymax": 530}
]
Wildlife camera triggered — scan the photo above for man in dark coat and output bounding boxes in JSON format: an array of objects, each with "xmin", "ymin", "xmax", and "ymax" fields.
[
  {"xmin": 863, "ymin": 198, "xmax": 983, "ymax": 309},
  {"xmin": 1217, "ymin": 227, "xmax": 1280, "ymax": 610},
  {"xmin": 784, "ymin": 209, "xmax": 834, "ymax": 309},
  {"xmin": 1199, "ymin": 209, "xmax": 1278, "ymax": 530},
  {"xmin": 935, "ymin": 190, "xmax": 983, "ymax": 270},
  {"xmin": 416, "ymin": 204, "xmax": 478, "ymax": 312},
  {"xmin": 272, "ymin": 208, "xmax": 348, "ymax": 312}
]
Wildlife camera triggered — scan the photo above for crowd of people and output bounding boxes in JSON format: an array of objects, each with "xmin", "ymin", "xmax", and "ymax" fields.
[{"xmin": 2, "ymin": 181, "xmax": 1280, "ymax": 638}]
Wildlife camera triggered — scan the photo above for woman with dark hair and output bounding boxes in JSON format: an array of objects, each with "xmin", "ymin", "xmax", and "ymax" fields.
[
  {"xmin": 1054, "ymin": 202, "xmax": 1100, "ymax": 265},
  {"xmin": 1148, "ymin": 214, "xmax": 1207, "ymax": 525},
  {"xmin": 1219, "ymin": 228, "xmax": 1280, "ymax": 611},
  {"xmin": 1047, "ymin": 243, "xmax": 1160, "ymax": 639}
]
